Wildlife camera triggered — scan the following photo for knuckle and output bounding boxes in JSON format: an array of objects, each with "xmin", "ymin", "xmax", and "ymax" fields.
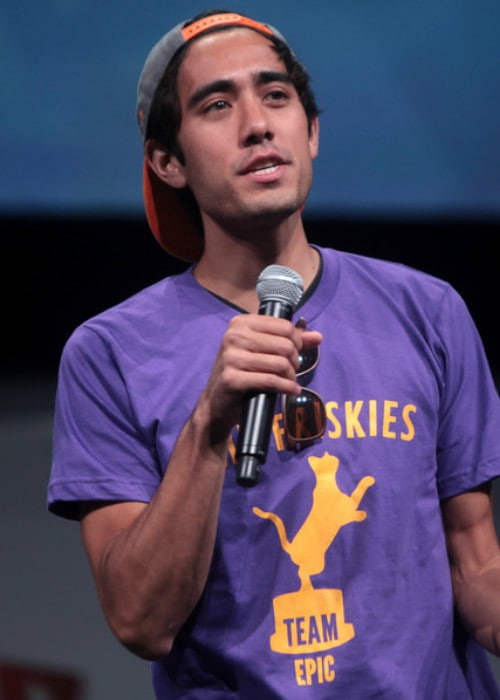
[
  {"xmin": 281, "ymin": 338, "xmax": 297, "ymax": 363},
  {"xmin": 223, "ymin": 326, "xmax": 241, "ymax": 347},
  {"xmin": 275, "ymin": 355, "xmax": 292, "ymax": 377},
  {"xmin": 219, "ymin": 366, "xmax": 237, "ymax": 390}
]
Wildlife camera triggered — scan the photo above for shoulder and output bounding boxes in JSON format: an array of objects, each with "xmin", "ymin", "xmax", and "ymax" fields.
[
  {"xmin": 332, "ymin": 247, "xmax": 449, "ymax": 291},
  {"xmin": 322, "ymin": 246, "xmax": 462, "ymax": 318},
  {"xmin": 61, "ymin": 268, "xmax": 198, "ymax": 368}
]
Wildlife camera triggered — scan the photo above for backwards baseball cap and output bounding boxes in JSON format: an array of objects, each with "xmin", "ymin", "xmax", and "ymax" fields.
[{"xmin": 136, "ymin": 12, "xmax": 290, "ymax": 262}]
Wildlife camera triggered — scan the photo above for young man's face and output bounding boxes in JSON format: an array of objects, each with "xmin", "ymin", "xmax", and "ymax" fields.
[{"xmin": 170, "ymin": 28, "xmax": 319, "ymax": 233}]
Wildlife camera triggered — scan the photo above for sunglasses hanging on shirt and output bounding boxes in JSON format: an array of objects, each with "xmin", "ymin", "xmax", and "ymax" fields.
[{"xmin": 282, "ymin": 319, "xmax": 326, "ymax": 448}]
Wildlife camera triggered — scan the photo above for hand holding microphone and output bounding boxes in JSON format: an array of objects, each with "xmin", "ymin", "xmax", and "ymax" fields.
[{"xmin": 236, "ymin": 265, "xmax": 304, "ymax": 487}]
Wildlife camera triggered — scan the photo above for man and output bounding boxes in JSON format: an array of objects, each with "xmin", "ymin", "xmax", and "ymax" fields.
[{"xmin": 48, "ymin": 10, "xmax": 500, "ymax": 698}]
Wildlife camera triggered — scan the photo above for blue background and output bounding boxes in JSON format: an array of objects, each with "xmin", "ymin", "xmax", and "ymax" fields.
[{"xmin": 2, "ymin": 0, "xmax": 499, "ymax": 216}]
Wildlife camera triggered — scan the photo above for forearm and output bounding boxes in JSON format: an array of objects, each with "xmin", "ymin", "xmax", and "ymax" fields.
[
  {"xmin": 83, "ymin": 399, "xmax": 229, "ymax": 659},
  {"xmin": 443, "ymin": 486, "xmax": 500, "ymax": 657},
  {"xmin": 451, "ymin": 554, "xmax": 500, "ymax": 656}
]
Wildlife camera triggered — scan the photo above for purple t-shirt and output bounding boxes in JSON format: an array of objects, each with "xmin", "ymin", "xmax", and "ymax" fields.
[{"xmin": 48, "ymin": 247, "xmax": 500, "ymax": 698}]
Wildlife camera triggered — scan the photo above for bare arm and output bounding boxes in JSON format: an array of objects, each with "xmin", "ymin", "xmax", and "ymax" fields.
[
  {"xmin": 80, "ymin": 314, "xmax": 322, "ymax": 660},
  {"xmin": 442, "ymin": 483, "xmax": 500, "ymax": 656}
]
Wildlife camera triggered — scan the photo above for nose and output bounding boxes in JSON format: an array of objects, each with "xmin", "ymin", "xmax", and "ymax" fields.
[{"xmin": 239, "ymin": 96, "xmax": 274, "ymax": 147}]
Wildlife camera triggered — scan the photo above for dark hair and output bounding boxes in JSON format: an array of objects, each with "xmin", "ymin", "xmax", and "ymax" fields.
[{"xmin": 146, "ymin": 9, "xmax": 320, "ymax": 164}]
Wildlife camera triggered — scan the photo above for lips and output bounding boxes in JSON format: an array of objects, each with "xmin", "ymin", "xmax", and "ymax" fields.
[
  {"xmin": 239, "ymin": 153, "xmax": 288, "ymax": 176},
  {"xmin": 249, "ymin": 163, "xmax": 280, "ymax": 175}
]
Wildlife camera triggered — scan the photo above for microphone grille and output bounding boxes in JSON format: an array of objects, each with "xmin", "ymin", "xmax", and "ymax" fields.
[{"xmin": 256, "ymin": 265, "xmax": 304, "ymax": 309}]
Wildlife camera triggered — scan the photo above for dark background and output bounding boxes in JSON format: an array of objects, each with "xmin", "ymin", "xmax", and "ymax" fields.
[{"xmin": 3, "ymin": 214, "xmax": 498, "ymax": 380}]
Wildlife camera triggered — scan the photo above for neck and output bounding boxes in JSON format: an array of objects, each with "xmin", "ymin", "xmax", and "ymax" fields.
[{"xmin": 193, "ymin": 213, "xmax": 319, "ymax": 313}]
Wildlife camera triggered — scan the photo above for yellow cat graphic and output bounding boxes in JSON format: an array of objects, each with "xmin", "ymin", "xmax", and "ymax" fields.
[
  {"xmin": 253, "ymin": 452, "xmax": 375, "ymax": 655},
  {"xmin": 254, "ymin": 452, "xmax": 375, "ymax": 590}
]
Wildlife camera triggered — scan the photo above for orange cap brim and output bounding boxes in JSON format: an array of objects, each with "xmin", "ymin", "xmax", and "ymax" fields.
[{"xmin": 143, "ymin": 159, "xmax": 204, "ymax": 263}]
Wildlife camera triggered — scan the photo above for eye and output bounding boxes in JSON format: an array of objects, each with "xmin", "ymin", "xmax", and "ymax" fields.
[
  {"xmin": 265, "ymin": 88, "xmax": 290, "ymax": 104},
  {"xmin": 203, "ymin": 99, "xmax": 230, "ymax": 114}
]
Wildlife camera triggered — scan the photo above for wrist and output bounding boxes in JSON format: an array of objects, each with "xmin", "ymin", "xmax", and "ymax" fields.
[{"xmin": 188, "ymin": 391, "xmax": 234, "ymax": 458}]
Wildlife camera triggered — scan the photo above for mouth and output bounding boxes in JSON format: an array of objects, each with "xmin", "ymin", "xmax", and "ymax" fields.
[
  {"xmin": 249, "ymin": 163, "xmax": 281, "ymax": 175},
  {"xmin": 239, "ymin": 154, "xmax": 288, "ymax": 176}
]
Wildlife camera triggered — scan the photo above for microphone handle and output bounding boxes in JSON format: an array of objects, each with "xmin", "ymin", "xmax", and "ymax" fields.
[{"xmin": 236, "ymin": 299, "xmax": 294, "ymax": 487}]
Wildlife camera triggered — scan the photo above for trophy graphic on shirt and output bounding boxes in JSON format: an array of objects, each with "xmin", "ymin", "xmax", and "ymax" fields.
[{"xmin": 253, "ymin": 452, "xmax": 375, "ymax": 654}]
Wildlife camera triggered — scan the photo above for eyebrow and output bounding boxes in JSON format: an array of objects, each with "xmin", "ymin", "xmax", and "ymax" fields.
[{"xmin": 187, "ymin": 70, "xmax": 294, "ymax": 110}]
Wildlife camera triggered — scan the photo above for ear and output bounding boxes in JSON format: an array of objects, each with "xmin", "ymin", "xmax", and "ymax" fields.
[
  {"xmin": 145, "ymin": 139, "xmax": 187, "ymax": 189},
  {"xmin": 308, "ymin": 117, "xmax": 320, "ymax": 160}
]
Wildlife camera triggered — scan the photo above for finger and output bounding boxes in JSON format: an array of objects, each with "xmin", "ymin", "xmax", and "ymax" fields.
[
  {"xmin": 221, "ymin": 365, "xmax": 301, "ymax": 397},
  {"xmin": 298, "ymin": 329, "xmax": 323, "ymax": 349},
  {"xmin": 225, "ymin": 316, "xmax": 300, "ymax": 363},
  {"xmin": 230, "ymin": 313, "xmax": 297, "ymax": 340},
  {"xmin": 226, "ymin": 348, "xmax": 299, "ymax": 383}
]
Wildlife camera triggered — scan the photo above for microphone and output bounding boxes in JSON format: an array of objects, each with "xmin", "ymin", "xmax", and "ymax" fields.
[{"xmin": 236, "ymin": 265, "xmax": 304, "ymax": 487}]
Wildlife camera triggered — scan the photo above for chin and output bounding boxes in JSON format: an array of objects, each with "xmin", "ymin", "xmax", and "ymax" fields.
[
  {"xmin": 247, "ymin": 193, "xmax": 305, "ymax": 221},
  {"xmin": 207, "ymin": 190, "xmax": 308, "ymax": 231}
]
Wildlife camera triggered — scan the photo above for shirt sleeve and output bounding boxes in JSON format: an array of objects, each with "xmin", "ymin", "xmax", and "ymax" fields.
[
  {"xmin": 434, "ymin": 286, "xmax": 500, "ymax": 498},
  {"xmin": 47, "ymin": 323, "xmax": 162, "ymax": 520}
]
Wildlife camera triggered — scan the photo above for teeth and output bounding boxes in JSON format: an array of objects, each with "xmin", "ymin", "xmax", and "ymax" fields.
[{"xmin": 253, "ymin": 164, "xmax": 279, "ymax": 174}]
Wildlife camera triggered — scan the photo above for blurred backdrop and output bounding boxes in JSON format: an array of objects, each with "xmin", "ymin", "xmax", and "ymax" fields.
[{"xmin": 1, "ymin": 2, "xmax": 499, "ymax": 698}]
